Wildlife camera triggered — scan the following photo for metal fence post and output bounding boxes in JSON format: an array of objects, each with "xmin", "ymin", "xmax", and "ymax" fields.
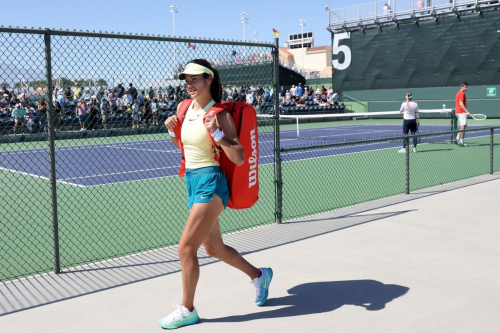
[
  {"xmin": 44, "ymin": 29, "xmax": 60, "ymax": 274},
  {"xmin": 405, "ymin": 136, "xmax": 410, "ymax": 194},
  {"xmin": 273, "ymin": 38, "xmax": 283, "ymax": 224},
  {"xmin": 491, "ymin": 128, "xmax": 494, "ymax": 175}
]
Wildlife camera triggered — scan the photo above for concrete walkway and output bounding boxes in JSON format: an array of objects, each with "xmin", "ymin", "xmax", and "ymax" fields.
[{"xmin": 1, "ymin": 174, "xmax": 499, "ymax": 333}]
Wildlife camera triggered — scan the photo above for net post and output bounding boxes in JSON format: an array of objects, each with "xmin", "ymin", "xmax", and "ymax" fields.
[
  {"xmin": 491, "ymin": 127, "xmax": 494, "ymax": 175},
  {"xmin": 296, "ymin": 117, "xmax": 299, "ymax": 137},
  {"xmin": 451, "ymin": 109, "xmax": 457, "ymax": 144},
  {"xmin": 405, "ymin": 136, "xmax": 410, "ymax": 194},
  {"xmin": 273, "ymin": 38, "xmax": 283, "ymax": 224},
  {"xmin": 44, "ymin": 30, "xmax": 60, "ymax": 275}
]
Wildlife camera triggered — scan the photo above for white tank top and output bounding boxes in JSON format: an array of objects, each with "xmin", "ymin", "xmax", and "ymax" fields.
[
  {"xmin": 400, "ymin": 101, "xmax": 419, "ymax": 120},
  {"xmin": 181, "ymin": 100, "xmax": 220, "ymax": 169}
]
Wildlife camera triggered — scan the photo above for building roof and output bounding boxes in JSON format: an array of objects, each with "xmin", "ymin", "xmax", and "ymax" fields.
[
  {"xmin": 307, "ymin": 46, "xmax": 332, "ymax": 52},
  {"xmin": 279, "ymin": 47, "xmax": 293, "ymax": 56}
]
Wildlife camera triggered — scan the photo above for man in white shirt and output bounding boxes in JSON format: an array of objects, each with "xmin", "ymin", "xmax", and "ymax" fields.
[{"xmin": 290, "ymin": 85, "xmax": 297, "ymax": 97}]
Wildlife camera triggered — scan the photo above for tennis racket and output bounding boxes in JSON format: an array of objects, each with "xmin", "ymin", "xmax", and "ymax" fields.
[{"xmin": 470, "ymin": 114, "xmax": 487, "ymax": 120}]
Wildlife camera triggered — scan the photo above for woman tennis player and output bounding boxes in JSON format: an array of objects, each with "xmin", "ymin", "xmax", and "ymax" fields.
[
  {"xmin": 398, "ymin": 92, "xmax": 419, "ymax": 153},
  {"xmin": 159, "ymin": 59, "xmax": 273, "ymax": 329}
]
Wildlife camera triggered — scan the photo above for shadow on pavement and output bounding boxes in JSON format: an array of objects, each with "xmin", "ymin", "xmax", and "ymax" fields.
[{"xmin": 203, "ymin": 280, "xmax": 409, "ymax": 323}]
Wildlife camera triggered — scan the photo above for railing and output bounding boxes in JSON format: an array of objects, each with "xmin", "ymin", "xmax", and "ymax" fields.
[{"xmin": 328, "ymin": 0, "xmax": 499, "ymax": 31}]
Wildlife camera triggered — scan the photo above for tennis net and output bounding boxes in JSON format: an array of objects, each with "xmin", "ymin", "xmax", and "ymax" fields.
[{"xmin": 258, "ymin": 109, "xmax": 454, "ymax": 143}]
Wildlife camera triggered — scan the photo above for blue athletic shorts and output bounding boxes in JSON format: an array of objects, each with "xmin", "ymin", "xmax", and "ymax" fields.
[{"xmin": 185, "ymin": 166, "xmax": 229, "ymax": 209}]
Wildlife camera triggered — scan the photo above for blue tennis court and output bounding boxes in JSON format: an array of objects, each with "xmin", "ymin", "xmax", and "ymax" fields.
[{"xmin": 0, "ymin": 120, "xmax": 486, "ymax": 187}]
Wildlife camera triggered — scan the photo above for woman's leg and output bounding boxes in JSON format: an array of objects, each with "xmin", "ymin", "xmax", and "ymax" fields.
[
  {"xmin": 409, "ymin": 120, "xmax": 418, "ymax": 147},
  {"xmin": 178, "ymin": 195, "xmax": 225, "ymax": 311},
  {"xmin": 402, "ymin": 120, "xmax": 410, "ymax": 148},
  {"xmin": 203, "ymin": 219, "xmax": 260, "ymax": 280}
]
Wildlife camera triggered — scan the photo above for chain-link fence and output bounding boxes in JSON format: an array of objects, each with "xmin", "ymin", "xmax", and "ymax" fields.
[
  {"xmin": 0, "ymin": 28, "xmax": 280, "ymax": 282},
  {"xmin": 1, "ymin": 27, "xmax": 499, "ymax": 283},
  {"xmin": 281, "ymin": 127, "xmax": 500, "ymax": 221}
]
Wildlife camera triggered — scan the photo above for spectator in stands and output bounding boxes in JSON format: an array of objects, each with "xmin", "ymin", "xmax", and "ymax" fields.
[
  {"xmin": 313, "ymin": 93, "xmax": 322, "ymax": 105},
  {"xmin": 279, "ymin": 85, "xmax": 285, "ymax": 102},
  {"xmin": 138, "ymin": 91, "xmax": 145, "ymax": 111},
  {"xmin": 306, "ymin": 86, "xmax": 314, "ymax": 97},
  {"xmin": 128, "ymin": 83, "xmax": 137, "ymax": 101},
  {"xmin": 100, "ymin": 97, "xmax": 110, "ymax": 130},
  {"xmin": 151, "ymin": 97, "xmax": 159, "ymax": 126},
  {"xmin": 64, "ymin": 86, "xmax": 72, "ymax": 100},
  {"xmin": 25, "ymin": 110, "xmax": 35, "ymax": 133},
  {"xmin": 290, "ymin": 85, "xmax": 297, "ymax": 97},
  {"xmin": 122, "ymin": 90, "xmax": 133, "ymax": 111},
  {"xmin": 38, "ymin": 99, "xmax": 48, "ymax": 132},
  {"xmin": 20, "ymin": 88, "xmax": 30, "ymax": 99},
  {"xmin": 76, "ymin": 99, "xmax": 88, "ymax": 131},
  {"xmin": 53, "ymin": 100, "xmax": 63, "ymax": 132},
  {"xmin": 132, "ymin": 101, "xmax": 140, "ymax": 129},
  {"xmin": 1, "ymin": 86, "xmax": 12, "ymax": 99},
  {"xmin": 255, "ymin": 85, "xmax": 264, "ymax": 104},
  {"xmin": 20, "ymin": 94, "xmax": 30, "ymax": 109},
  {"xmin": 1, "ymin": 94, "xmax": 11, "ymax": 110},
  {"xmin": 263, "ymin": 85, "xmax": 271, "ymax": 102},
  {"xmin": 285, "ymin": 90, "xmax": 291, "ymax": 101},
  {"xmin": 56, "ymin": 89, "xmax": 66, "ymax": 108},
  {"xmin": 295, "ymin": 96, "xmax": 305, "ymax": 107},
  {"xmin": 148, "ymin": 86, "xmax": 155, "ymax": 100},
  {"xmin": 115, "ymin": 82, "xmax": 125, "ymax": 98},
  {"xmin": 225, "ymin": 84, "xmax": 233, "ymax": 101},
  {"xmin": 332, "ymin": 91, "xmax": 340, "ymax": 104},
  {"xmin": 142, "ymin": 97, "xmax": 152, "ymax": 127},
  {"xmin": 167, "ymin": 85, "xmax": 175, "ymax": 104},
  {"xmin": 246, "ymin": 88, "xmax": 255, "ymax": 105},
  {"xmin": 108, "ymin": 89, "xmax": 118, "ymax": 115},
  {"xmin": 73, "ymin": 83, "xmax": 82, "ymax": 100},
  {"xmin": 96, "ymin": 87, "xmax": 103, "ymax": 102},
  {"xmin": 11, "ymin": 103, "xmax": 26, "ymax": 134},
  {"xmin": 88, "ymin": 96, "xmax": 100, "ymax": 130},
  {"xmin": 81, "ymin": 88, "xmax": 92, "ymax": 102},
  {"xmin": 296, "ymin": 83, "xmax": 303, "ymax": 98},
  {"xmin": 417, "ymin": 0, "xmax": 424, "ymax": 9}
]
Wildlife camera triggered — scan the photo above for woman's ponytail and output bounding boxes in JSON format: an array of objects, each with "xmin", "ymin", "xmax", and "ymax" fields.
[{"xmin": 210, "ymin": 68, "xmax": 222, "ymax": 103}]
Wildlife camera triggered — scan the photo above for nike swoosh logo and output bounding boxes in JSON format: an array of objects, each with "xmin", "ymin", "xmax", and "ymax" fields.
[
  {"xmin": 200, "ymin": 195, "xmax": 209, "ymax": 199},
  {"xmin": 262, "ymin": 276, "xmax": 267, "ymax": 289}
]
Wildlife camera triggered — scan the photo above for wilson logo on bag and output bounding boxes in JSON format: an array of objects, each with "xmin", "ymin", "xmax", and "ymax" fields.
[{"xmin": 173, "ymin": 100, "xmax": 259, "ymax": 209}]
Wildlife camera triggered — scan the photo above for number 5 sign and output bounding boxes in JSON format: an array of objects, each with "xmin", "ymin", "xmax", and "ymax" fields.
[{"xmin": 332, "ymin": 32, "xmax": 352, "ymax": 70}]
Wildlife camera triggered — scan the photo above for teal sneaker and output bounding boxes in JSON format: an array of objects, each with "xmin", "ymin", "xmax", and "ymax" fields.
[
  {"xmin": 158, "ymin": 304, "xmax": 200, "ymax": 329},
  {"xmin": 252, "ymin": 267, "xmax": 273, "ymax": 306}
]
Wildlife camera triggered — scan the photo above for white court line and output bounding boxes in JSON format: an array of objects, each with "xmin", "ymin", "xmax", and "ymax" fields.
[
  {"xmin": 104, "ymin": 145, "xmax": 176, "ymax": 153},
  {"xmin": 60, "ymin": 165, "xmax": 179, "ymax": 181},
  {"xmin": 0, "ymin": 166, "xmax": 86, "ymax": 187},
  {"xmin": 66, "ymin": 132, "xmax": 496, "ymax": 187}
]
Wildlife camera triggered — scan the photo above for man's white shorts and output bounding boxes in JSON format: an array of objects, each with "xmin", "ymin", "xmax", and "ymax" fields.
[{"xmin": 456, "ymin": 113, "xmax": 467, "ymax": 126}]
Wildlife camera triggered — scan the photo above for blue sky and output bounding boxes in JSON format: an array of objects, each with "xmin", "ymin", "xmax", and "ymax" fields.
[{"xmin": 1, "ymin": 0, "xmax": 359, "ymax": 47}]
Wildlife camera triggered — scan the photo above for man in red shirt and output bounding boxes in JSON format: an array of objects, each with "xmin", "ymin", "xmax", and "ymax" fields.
[{"xmin": 455, "ymin": 82, "xmax": 471, "ymax": 146}]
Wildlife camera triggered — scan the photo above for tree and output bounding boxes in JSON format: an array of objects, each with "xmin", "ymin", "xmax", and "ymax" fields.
[
  {"xmin": 1, "ymin": 82, "xmax": 10, "ymax": 88},
  {"xmin": 97, "ymin": 79, "xmax": 108, "ymax": 87}
]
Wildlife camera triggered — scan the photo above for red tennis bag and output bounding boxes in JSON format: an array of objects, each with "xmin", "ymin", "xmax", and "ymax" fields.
[{"xmin": 173, "ymin": 100, "xmax": 259, "ymax": 209}]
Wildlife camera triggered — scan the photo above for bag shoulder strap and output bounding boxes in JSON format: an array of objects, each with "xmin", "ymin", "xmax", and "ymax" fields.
[
  {"xmin": 204, "ymin": 103, "xmax": 230, "ymax": 152},
  {"xmin": 177, "ymin": 99, "xmax": 192, "ymax": 123}
]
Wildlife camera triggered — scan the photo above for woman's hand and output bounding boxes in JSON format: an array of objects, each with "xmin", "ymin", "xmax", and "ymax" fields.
[
  {"xmin": 164, "ymin": 115, "xmax": 178, "ymax": 131},
  {"xmin": 204, "ymin": 114, "xmax": 218, "ymax": 134}
]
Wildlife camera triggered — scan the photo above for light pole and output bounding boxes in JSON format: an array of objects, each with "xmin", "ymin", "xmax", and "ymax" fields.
[
  {"xmin": 300, "ymin": 18, "xmax": 306, "ymax": 75},
  {"xmin": 241, "ymin": 12, "xmax": 249, "ymax": 59},
  {"xmin": 253, "ymin": 30, "xmax": 258, "ymax": 42},
  {"xmin": 241, "ymin": 12, "xmax": 249, "ymax": 41},
  {"xmin": 170, "ymin": 4, "xmax": 179, "ymax": 75}
]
